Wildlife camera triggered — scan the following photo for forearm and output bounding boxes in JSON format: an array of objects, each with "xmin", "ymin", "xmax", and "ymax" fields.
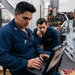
[{"xmin": 0, "ymin": 51, "xmax": 28, "ymax": 71}]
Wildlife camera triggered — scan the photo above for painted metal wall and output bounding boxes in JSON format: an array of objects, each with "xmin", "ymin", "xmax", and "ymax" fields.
[{"xmin": 58, "ymin": 0, "xmax": 75, "ymax": 12}]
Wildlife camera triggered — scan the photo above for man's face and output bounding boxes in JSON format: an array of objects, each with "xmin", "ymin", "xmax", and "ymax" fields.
[
  {"xmin": 15, "ymin": 11, "xmax": 32, "ymax": 29},
  {"xmin": 37, "ymin": 22, "xmax": 48, "ymax": 35}
]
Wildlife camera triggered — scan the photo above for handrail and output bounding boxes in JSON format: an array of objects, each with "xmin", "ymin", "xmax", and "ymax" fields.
[{"xmin": 0, "ymin": 0, "xmax": 14, "ymax": 16}]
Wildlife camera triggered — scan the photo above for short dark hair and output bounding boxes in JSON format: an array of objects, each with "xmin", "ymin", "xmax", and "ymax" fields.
[
  {"xmin": 15, "ymin": 1, "xmax": 36, "ymax": 14},
  {"xmin": 36, "ymin": 18, "xmax": 47, "ymax": 26}
]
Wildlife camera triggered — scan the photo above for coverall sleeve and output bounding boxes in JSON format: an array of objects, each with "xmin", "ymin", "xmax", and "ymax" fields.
[
  {"xmin": 33, "ymin": 40, "xmax": 51, "ymax": 56},
  {"xmin": 0, "ymin": 30, "xmax": 28, "ymax": 71},
  {"xmin": 32, "ymin": 34, "xmax": 50, "ymax": 56}
]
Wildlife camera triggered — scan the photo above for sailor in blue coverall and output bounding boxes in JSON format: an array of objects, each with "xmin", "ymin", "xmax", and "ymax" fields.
[
  {"xmin": 0, "ymin": 1, "xmax": 60, "ymax": 75},
  {"xmin": 33, "ymin": 18, "xmax": 61, "ymax": 72},
  {"xmin": 34, "ymin": 18, "xmax": 60, "ymax": 52}
]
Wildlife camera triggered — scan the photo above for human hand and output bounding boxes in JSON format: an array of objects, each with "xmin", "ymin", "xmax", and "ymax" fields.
[
  {"xmin": 37, "ymin": 31, "xmax": 42, "ymax": 38},
  {"xmin": 39, "ymin": 54, "xmax": 49, "ymax": 61},
  {"xmin": 27, "ymin": 58, "xmax": 42, "ymax": 70}
]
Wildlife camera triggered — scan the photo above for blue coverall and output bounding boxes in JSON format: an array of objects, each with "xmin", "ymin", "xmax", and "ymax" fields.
[
  {"xmin": 0, "ymin": 19, "xmax": 60, "ymax": 75},
  {"xmin": 34, "ymin": 26, "xmax": 60, "ymax": 52}
]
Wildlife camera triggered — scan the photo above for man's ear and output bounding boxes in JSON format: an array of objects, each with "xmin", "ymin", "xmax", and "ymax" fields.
[
  {"xmin": 14, "ymin": 12, "xmax": 17, "ymax": 18},
  {"xmin": 14, "ymin": 12, "xmax": 19, "ymax": 18}
]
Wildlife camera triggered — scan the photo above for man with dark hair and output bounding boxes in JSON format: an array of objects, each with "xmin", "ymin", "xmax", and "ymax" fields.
[
  {"xmin": 34, "ymin": 18, "xmax": 60, "ymax": 51},
  {"xmin": 0, "ymin": 1, "xmax": 49, "ymax": 75},
  {"xmin": 34, "ymin": 18, "xmax": 61, "ymax": 72},
  {"xmin": 0, "ymin": 1, "xmax": 60, "ymax": 75}
]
